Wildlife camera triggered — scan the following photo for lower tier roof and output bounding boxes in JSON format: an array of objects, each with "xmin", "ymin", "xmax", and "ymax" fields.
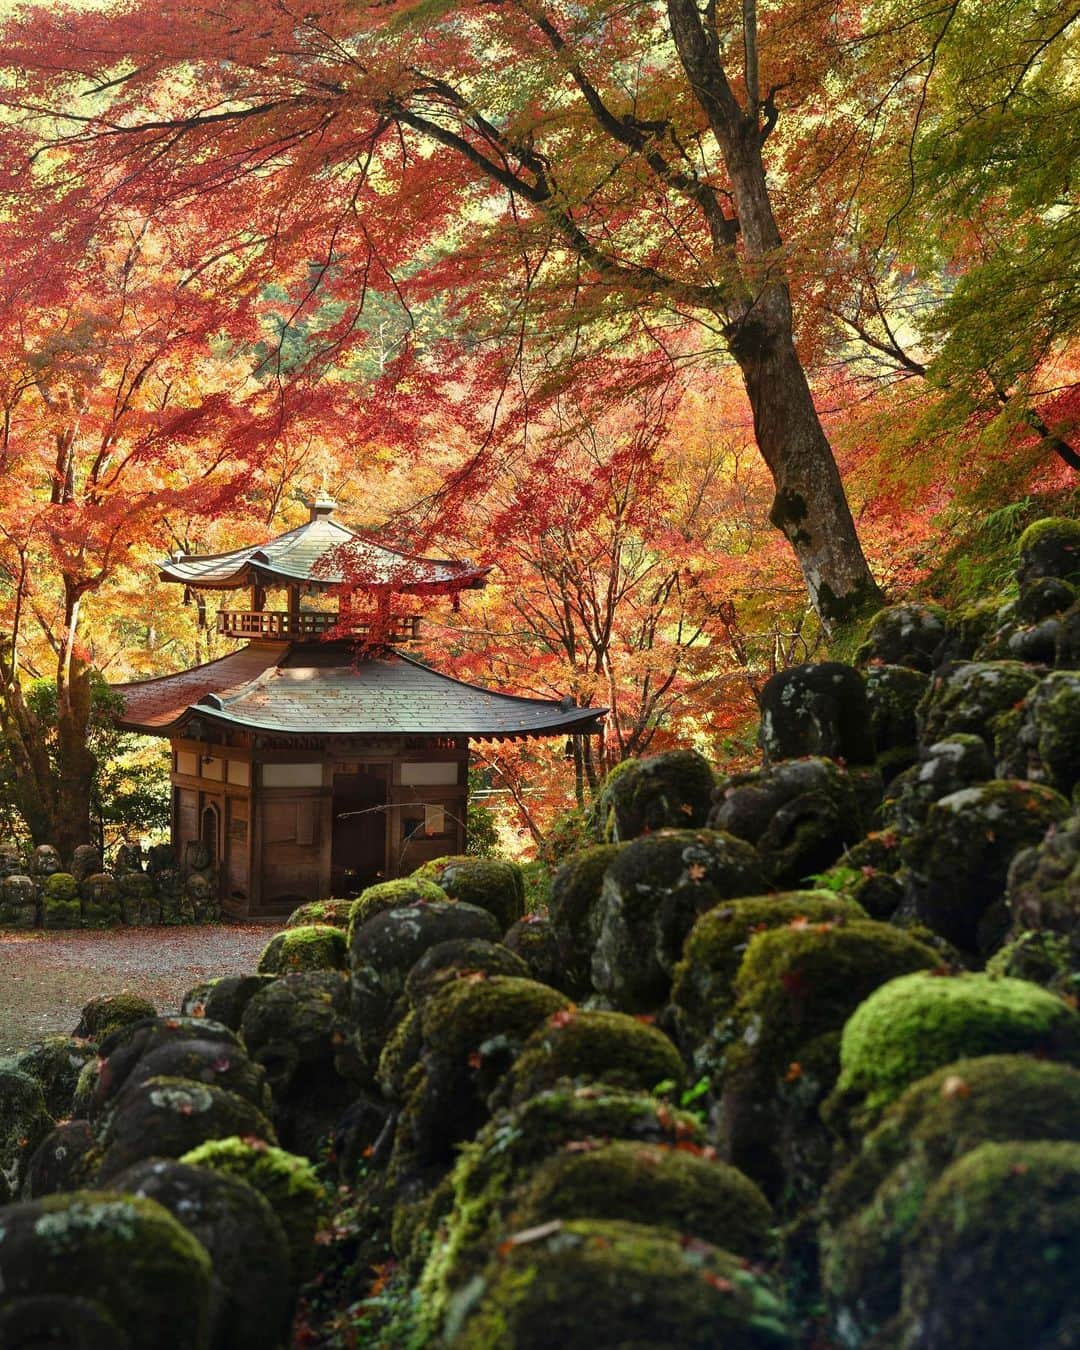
[{"xmin": 115, "ymin": 642, "xmax": 605, "ymax": 742}]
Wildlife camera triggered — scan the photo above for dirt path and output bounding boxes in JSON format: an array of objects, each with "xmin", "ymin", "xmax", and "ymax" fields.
[{"xmin": 0, "ymin": 924, "xmax": 275, "ymax": 1054}]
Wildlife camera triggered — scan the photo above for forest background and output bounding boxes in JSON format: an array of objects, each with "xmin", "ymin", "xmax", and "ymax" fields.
[{"xmin": 0, "ymin": 0, "xmax": 1075, "ymax": 859}]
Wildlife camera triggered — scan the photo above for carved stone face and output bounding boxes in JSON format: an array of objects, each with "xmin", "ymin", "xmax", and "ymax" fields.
[{"xmin": 31, "ymin": 843, "xmax": 62, "ymax": 877}]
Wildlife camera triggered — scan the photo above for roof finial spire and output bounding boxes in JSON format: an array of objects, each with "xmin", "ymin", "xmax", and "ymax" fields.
[{"xmin": 309, "ymin": 489, "xmax": 337, "ymax": 521}]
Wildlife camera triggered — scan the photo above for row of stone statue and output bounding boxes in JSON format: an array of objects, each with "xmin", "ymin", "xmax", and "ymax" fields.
[{"xmin": 0, "ymin": 839, "xmax": 220, "ymax": 929}]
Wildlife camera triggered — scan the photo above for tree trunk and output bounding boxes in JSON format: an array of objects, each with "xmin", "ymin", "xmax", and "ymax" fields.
[
  {"xmin": 731, "ymin": 314, "xmax": 881, "ymax": 627},
  {"xmin": 665, "ymin": 0, "xmax": 884, "ymax": 630},
  {"xmin": 54, "ymin": 589, "xmax": 96, "ymax": 859}
]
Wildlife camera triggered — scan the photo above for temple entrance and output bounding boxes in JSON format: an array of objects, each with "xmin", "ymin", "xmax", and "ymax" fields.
[{"xmin": 331, "ymin": 766, "xmax": 389, "ymax": 895}]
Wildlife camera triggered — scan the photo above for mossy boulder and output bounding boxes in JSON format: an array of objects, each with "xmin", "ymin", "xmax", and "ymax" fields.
[
  {"xmin": 350, "ymin": 876, "xmax": 447, "ymax": 930},
  {"xmin": 73, "ymin": 991, "xmax": 157, "ymax": 1042},
  {"xmin": 256, "ymin": 922, "xmax": 347, "ymax": 976},
  {"xmin": 815, "ymin": 833, "xmax": 907, "ymax": 920},
  {"xmin": 879, "ymin": 732, "xmax": 994, "ymax": 834},
  {"xmin": 757, "ymin": 661, "xmax": 876, "ymax": 766},
  {"xmin": 828, "ymin": 971, "xmax": 1080, "ymax": 1133},
  {"xmin": 898, "ymin": 1141, "xmax": 1080, "ymax": 1349},
  {"xmin": 589, "ymin": 749, "xmax": 716, "ymax": 843},
  {"xmin": 110, "ymin": 1157, "xmax": 293, "ymax": 1350},
  {"xmin": 901, "ymin": 778, "xmax": 1070, "ymax": 953},
  {"xmin": 1007, "ymin": 812, "xmax": 1080, "ymax": 945},
  {"xmin": 917, "ymin": 659, "xmax": 1041, "ymax": 748},
  {"xmin": 499, "ymin": 1009, "xmax": 685, "ymax": 1108},
  {"xmin": 285, "ymin": 897, "xmax": 355, "ymax": 929},
  {"xmin": 445, "ymin": 1218, "xmax": 793, "ymax": 1349},
  {"xmin": 709, "ymin": 757, "xmax": 868, "ymax": 889},
  {"xmin": 391, "ymin": 977, "xmax": 571, "ymax": 1187},
  {"xmin": 96, "ymin": 1075, "xmax": 276, "ymax": 1181},
  {"xmin": 1057, "ymin": 597, "xmax": 1080, "ymax": 668},
  {"xmin": 117, "ymin": 870, "xmax": 159, "ymax": 924},
  {"xmin": 0, "ymin": 1067, "xmax": 54, "ymax": 1197},
  {"xmin": 240, "ymin": 969, "xmax": 353, "ymax": 1156},
  {"xmin": 863, "ymin": 664, "xmax": 930, "ymax": 777},
  {"xmin": 986, "ymin": 928, "xmax": 1077, "ymax": 997},
  {"xmin": 87, "ymin": 1016, "xmax": 240, "ymax": 1122},
  {"xmin": 12, "ymin": 1035, "xmax": 97, "ymax": 1119},
  {"xmin": 41, "ymin": 871, "xmax": 81, "ymax": 928},
  {"xmin": 592, "ymin": 828, "xmax": 764, "ymax": 1011},
  {"xmin": 417, "ymin": 1083, "xmax": 707, "ymax": 1328},
  {"xmin": 79, "ymin": 872, "xmax": 123, "ymax": 927},
  {"xmin": 418, "ymin": 857, "xmax": 525, "ymax": 931},
  {"xmin": 180, "ymin": 1136, "xmax": 325, "ymax": 1287},
  {"xmin": 718, "ymin": 921, "xmax": 939, "ymax": 1200},
  {"xmin": 348, "ymin": 898, "xmax": 499, "ymax": 1069},
  {"xmin": 21, "ymin": 1119, "xmax": 98, "ymax": 1199},
  {"xmin": 0, "ymin": 873, "xmax": 38, "ymax": 927},
  {"xmin": 106, "ymin": 1037, "xmax": 273, "ymax": 1119},
  {"xmin": 995, "ymin": 670, "xmax": 1080, "ymax": 797},
  {"xmin": 820, "ymin": 1056, "xmax": 1080, "ymax": 1347},
  {"xmin": 508, "ymin": 1141, "xmax": 773, "ymax": 1261},
  {"xmin": 0, "ymin": 1190, "xmax": 213, "ymax": 1350},
  {"xmin": 1016, "ymin": 515, "xmax": 1080, "ymax": 586},
  {"xmin": 854, "ymin": 602, "xmax": 948, "ymax": 674},
  {"xmin": 180, "ymin": 973, "xmax": 275, "ymax": 1029},
  {"xmin": 1016, "ymin": 574, "xmax": 1077, "ymax": 624},
  {"xmin": 503, "ymin": 914, "xmax": 561, "ymax": 987},
  {"xmin": 404, "ymin": 937, "xmax": 531, "ymax": 1001},
  {"xmin": 548, "ymin": 843, "xmax": 624, "ymax": 997},
  {"xmin": 670, "ymin": 890, "xmax": 868, "ymax": 1068}
]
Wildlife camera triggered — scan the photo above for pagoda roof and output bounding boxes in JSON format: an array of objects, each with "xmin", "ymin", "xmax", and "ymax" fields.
[
  {"xmin": 160, "ymin": 499, "xmax": 489, "ymax": 594},
  {"xmin": 115, "ymin": 643, "xmax": 606, "ymax": 742}
]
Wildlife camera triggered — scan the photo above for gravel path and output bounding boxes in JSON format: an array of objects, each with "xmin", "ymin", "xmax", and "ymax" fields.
[{"xmin": 0, "ymin": 924, "xmax": 275, "ymax": 1054}]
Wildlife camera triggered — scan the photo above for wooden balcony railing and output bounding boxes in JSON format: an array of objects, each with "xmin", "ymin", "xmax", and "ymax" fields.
[{"xmin": 217, "ymin": 610, "xmax": 422, "ymax": 642}]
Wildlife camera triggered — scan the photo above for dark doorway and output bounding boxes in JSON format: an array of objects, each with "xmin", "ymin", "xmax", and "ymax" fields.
[
  {"xmin": 200, "ymin": 803, "xmax": 220, "ymax": 865},
  {"xmin": 331, "ymin": 766, "xmax": 389, "ymax": 895}
]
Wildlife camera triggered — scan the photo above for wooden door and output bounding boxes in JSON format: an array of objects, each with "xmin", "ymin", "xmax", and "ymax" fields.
[{"xmin": 331, "ymin": 766, "xmax": 389, "ymax": 895}]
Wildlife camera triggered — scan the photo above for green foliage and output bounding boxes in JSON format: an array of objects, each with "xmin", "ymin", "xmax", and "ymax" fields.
[{"xmin": 0, "ymin": 673, "xmax": 169, "ymax": 847}]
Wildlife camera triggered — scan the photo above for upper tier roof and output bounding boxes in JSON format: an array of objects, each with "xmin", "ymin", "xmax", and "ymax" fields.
[
  {"xmin": 116, "ymin": 643, "xmax": 606, "ymax": 742},
  {"xmin": 160, "ymin": 497, "xmax": 490, "ymax": 593}
]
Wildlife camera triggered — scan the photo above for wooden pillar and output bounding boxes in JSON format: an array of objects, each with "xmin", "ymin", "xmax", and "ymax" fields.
[{"xmin": 287, "ymin": 584, "xmax": 300, "ymax": 636}]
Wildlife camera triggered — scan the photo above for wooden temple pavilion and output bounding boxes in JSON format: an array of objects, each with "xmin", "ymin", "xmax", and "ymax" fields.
[{"xmin": 117, "ymin": 498, "xmax": 605, "ymax": 918}]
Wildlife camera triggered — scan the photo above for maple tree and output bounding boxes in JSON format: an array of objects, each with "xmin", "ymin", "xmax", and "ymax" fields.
[
  {"xmin": 0, "ymin": 0, "xmax": 896, "ymax": 630},
  {"xmin": 0, "ymin": 210, "xmax": 260, "ymax": 853}
]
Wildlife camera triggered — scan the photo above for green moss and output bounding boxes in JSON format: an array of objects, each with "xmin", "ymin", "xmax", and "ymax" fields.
[
  {"xmin": 671, "ymin": 890, "xmax": 867, "ymax": 1059},
  {"xmin": 987, "ymin": 930, "xmax": 1078, "ymax": 997},
  {"xmin": 73, "ymin": 992, "xmax": 157, "ymax": 1042},
  {"xmin": 717, "ymin": 921, "xmax": 939, "ymax": 1199},
  {"xmin": 509, "ymin": 1140, "xmax": 773, "ymax": 1261},
  {"xmin": 419, "ymin": 975, "xmax": 570, "ymax": 1065},
  {"xmin": 446, "ymin": 1219, "xmax": 793, "ymax": 1349},
  {"xmin": 820, "ymin": 1056, "xmax": 1080, "ymax": 1347},
  {"xmin": 0, "ymin": 1190, "xmax": 213, "ymax": 1349},
  {"xmin": 588, "ymin": 749, "xmax": 716, "ymax": 844},
  {"xmin": 830, "ymin": 971, "xmax": 1080, "ymax": 1131},
  {"xmin": 417, "ymin": 1082, "xmax": 708, "ymax": 1334},
  {"xmin": 180, "ymin": 1135, "xmax": 325, "ymax": 1286},
  {"xmin": 256, "ymin": 923, "xmax": 347, "ymax": 975},
  {"xmin": 350, "ymin": 877, "xmax": 447, "ymax": 933},
  {"xmin": 97, "ymin": 1075, "xmax": 277, "ymax": 1181},
  {"xmin": 902, "ymin": 778, "xmax": 1071, "ymax": 952},
  {"xmin": 0, "ymin": 1067, "xmax": 54, "ymax": 1196},
  {"xmin": 917, "ymin": 661, "xmax": 1042, "ymax": 746},
  {"xmin": 12, "ymin": 1036, "xmax": 97, "ymax": 1119},
  {"xmin": 592, "ymin": 828, "xmax": 765, "ymax": 1010},
  {"xmin": 500, "ymin": 1009, "xmax": 685, "ymax": 1107},
  {"xmin": 41, "ymin": 872, "xmax": 81, "ymax": 929},
  {"xmin": 419, "ymin": 858, "xmax": 526, "ymax": 932},
  {"xmin": 285, "ymin": 897, "xmax": 355, "ymax": 930},
  {"xmin": 899, "ymin": 1141, "xmax": 1080, "ymax": 1348}
]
